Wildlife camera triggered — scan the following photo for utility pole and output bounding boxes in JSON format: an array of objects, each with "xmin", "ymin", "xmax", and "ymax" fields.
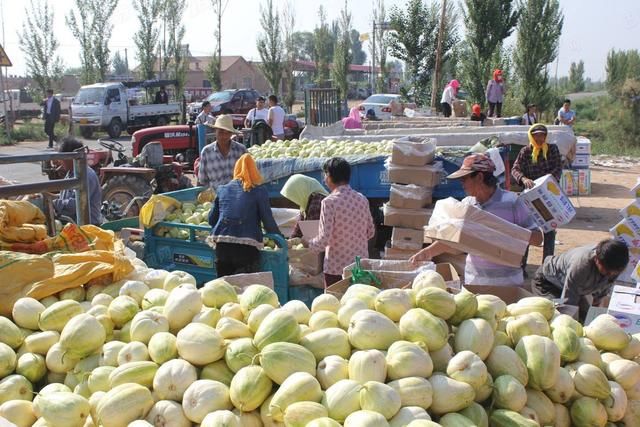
[
  {"xmin": 372, "ymin": 19, "xmax": 376, "ymax": 92},
  {"xmin": 217, "ymin": 0, "xmax": 222, "ymax": 84},
  {"xmin": 431, "ymin": 0, "xmax": 447, "ymax": 109},
  {"xmin": 125, "ymin": 48, "xmax": 130, "ymax": 80}
]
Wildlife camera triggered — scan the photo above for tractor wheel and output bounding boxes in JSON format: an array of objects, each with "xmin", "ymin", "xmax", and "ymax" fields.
[
  {"xmin": 80, "ymin": 127, "xmax": 94, "ymax": 139},
  {"xmin": 101, "ymin": 175, "xmax": 151, "ymax": 218},
  {"xmin": 107, "ymin": 119, "xmax": 123, "ymax": 139}
]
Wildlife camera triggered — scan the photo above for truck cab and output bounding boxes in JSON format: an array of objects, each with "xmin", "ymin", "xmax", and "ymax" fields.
[{"xmin": 72, "ymin": 83, "xmax": 127, "ymax": 139}]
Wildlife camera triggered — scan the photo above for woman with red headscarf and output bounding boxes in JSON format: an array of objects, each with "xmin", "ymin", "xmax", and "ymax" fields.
[
  {"xmin": 440, "ymin": 79, "xmax": 460, "ymax": 118},
  {"xmin": 486, "ymin": 69, "xmax": 505, "ymax": 118},
  {"xmin": 470, "ymin": 103, "xmax": 486, "ymax": 123}
]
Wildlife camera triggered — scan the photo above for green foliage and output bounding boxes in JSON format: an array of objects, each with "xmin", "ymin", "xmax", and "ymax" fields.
[
  {"xmin": 606, "ymin": 49, "xmax": 640, "ymax": 97},
  {"xmin": 132, "ymin": 0, "xmax": 161, "ymax": 80},
  {"xmin": 372, "ymin": 0, "xmax": 388, "ymax": 92},
  {"xmin": 568, "ymin": 60, "xmax": 585, "ymax": 93},
  {"xmin": 459, "ymin": 0, "xmax": 519, "ymax": 106},
  {"xmin": 257, "ymin": 0, "xmax": 284, "ymax": 95},
  {"xmin": 111, "ymin": 51, "xmax": 129, "ymax": 76},
  {"xmin": 18, "ymin": 0, "xmax": 64, "ymax": 97},
  {"xmin": 0, "ymin": 122, "xmax": 67, "ymax": 146},
  {"xmin": 206, "ymin": 55, "xmax": 221, "ymax": 91},
  {"xmin": 66, "ymin": 0, "xmax": 119, "ymax": 84},
  {"xmin": 282, "ymin": 2, "xmax": 297, "ymax": 110},
  {"xmin": 162, "ymin": 0, "xmax": 187, "ymax": 96},
  {"xmin": 350, "ymin": 29, "xmax": 366, "ymax": 65},
  {"xmin": 292, "ymin": 32, "xmax": 314, "ymax": 61},
  {"xmin": 389, "ymin": 0, "xmax": 458, "ymax": 106},
  {"xmin": 513, "ymin": 0, "xmax": 563, "ymax": 113},
  {"xmin": 313, "ymin": 7, "xmax": 332, "ymax": 85},
  {"xmin": 332, "ymin": 1, "xmax": 353, "ymax": 104}
]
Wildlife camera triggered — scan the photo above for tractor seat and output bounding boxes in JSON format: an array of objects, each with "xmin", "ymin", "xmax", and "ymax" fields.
[{"xmin": 139, "ymin": 141, "xmax": 164, "ymax": 168}]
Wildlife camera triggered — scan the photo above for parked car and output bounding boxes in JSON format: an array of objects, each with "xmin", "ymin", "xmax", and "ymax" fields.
[
  {"xmin": 186, "ymin": 88, "xmax": 261, "ymax": 127},
  {"xmin": 358, "ymin": 93, "xmax": 416, "ymax": 120}
]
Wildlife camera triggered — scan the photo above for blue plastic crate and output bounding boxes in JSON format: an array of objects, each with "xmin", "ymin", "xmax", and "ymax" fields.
[{"xmin": 288, "ymin": 285, "xmax": 324, "ymax": 308}]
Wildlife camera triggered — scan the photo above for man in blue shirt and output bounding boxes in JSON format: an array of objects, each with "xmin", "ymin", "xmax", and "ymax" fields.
[
  {"xmin": 53, "ymin": 137, "xmax": 103, "ymax": 225},
  {"xmin": 557, "ymin": 99, "xmax": 576, "ymax": 127}
]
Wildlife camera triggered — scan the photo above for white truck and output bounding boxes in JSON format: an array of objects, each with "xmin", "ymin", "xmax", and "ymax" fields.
[{"xmin": 71, "ymin": 81, "xmax": 182, "ymax": 139}]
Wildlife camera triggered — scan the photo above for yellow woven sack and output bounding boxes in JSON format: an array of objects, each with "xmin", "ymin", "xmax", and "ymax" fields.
[{"xmin": 140, "ymin": 195, "xmax": 181, "ymax": 228}]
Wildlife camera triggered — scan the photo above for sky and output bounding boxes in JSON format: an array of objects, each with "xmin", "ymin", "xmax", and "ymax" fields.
[{"xmin": 1, "ymin": 0, "xmax": 639, "ymax": 82}]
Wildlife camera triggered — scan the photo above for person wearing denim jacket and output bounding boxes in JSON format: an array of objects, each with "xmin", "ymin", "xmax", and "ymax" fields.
[{"xmin": 208, "ymin": 154, "xmax": 281, "ymax": 277}]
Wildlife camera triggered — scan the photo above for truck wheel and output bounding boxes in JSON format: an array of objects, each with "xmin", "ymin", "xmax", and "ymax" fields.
[
  {"xmin": 102, "ymin": 175, "xmax": 151, "ymax": 217},
  {"xmin": 80, "ymin": 127, "xmax": 94, "ymax": 139},
  {"xmin": 107, "ymin": 119, "xmax": 123, "ymax": 139},
  {"xmin": 155, "ymin": 116, "xmax": 168, "ymax": 126}
]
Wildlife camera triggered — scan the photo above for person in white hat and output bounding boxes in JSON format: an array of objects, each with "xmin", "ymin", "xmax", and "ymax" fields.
[{"xmin": 197, "ymin": 114, "xmax": 247, "ymax": 190}]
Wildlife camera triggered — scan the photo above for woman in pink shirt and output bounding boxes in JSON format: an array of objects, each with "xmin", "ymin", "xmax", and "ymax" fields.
[
  {"xmin": 342, "ymin": 107, "xmax": 362, "ymax": 130},
  {"xmin": 305, "ymin": 157, "xmax": 375, "ymax": 287}
]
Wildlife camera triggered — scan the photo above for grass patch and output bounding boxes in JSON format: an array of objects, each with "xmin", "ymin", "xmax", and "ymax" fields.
[{"xmin": 0, "ymin": 122, "xmax": 69, "ymax": 146}]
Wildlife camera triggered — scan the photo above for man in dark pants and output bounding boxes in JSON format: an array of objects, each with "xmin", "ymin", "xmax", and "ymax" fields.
[
  {"xmin": 154, "ymin": 86, "xmax": 168, "ymax": 104},
  {"xmin": 43, "ymin": 89, "xmax": 61, "ymax": 149},
  {"xmin": 531, "ymin": 238, "xmax": 629, "ymax": 322}
]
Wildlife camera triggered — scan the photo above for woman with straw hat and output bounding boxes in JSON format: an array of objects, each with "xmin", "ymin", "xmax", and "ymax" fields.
[{"xmin": 208, "ymin": 154, "xmax": 281, "ymax": 277}]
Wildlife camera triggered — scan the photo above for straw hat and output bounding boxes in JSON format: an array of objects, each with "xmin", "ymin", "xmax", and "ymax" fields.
[{"xmin": 207, "ymin": 114, "xmax": 240, "ymax": 134}]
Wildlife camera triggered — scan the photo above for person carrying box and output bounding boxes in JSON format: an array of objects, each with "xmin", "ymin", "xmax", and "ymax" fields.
[{"xmin": 410, "ymin": 153, "xmax": 543, "ymax": 287}]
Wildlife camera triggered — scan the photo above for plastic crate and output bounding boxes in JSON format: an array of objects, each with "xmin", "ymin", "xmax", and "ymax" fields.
[
  {"xmin": 101, "ymin": 217, "xmax": 140, "ymax": 232},
  {"xmin": 288, "ymin": 285, "xmax": 324, "ymax": 308},
  {"xmin": 143, "ymin": 187, "xmax": 289, "ymax": 302}
]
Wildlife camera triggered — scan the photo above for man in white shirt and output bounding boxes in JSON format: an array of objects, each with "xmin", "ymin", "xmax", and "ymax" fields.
[
  {"xmin": 244, "ymin": 96, "xmax": 269, "ymax": 128},
  {"xmin": 195, "ymin": 101, "xmax": 214, "ymax": 125},
  {"xmin": 267, "ymin": 95, "xmax": 286, "ymax": 140}
]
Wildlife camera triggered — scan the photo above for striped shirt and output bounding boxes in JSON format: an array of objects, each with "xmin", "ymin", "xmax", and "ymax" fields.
[
  {"xmin": 463, "ymin": 188, "xmax": 536, "ymax": 286},
  {"xmin": 197, "ymin": 140, "xmax": 247, "ymax": 190}
]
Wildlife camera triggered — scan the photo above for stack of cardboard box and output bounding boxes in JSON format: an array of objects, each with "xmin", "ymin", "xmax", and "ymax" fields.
[
  {"xmin": 383, "ymin": 137, "xmax": 440, "ymax": 260},
  {"xmin": 609, "ymin": 180, "xmax": 640, "ymax": 284},
  {"xmin": 560, "ymin": 136, "xmax": 591, "ymax": 196}
]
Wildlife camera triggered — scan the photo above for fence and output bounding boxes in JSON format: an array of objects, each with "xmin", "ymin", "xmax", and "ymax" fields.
[{"xmin": 304, "ymin": 88, "xmax": 341, "ymax": 127}]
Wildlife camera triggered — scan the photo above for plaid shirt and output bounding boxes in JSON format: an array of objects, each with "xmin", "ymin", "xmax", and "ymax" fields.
[
  {"xmin": 291, "ymin": 192, "xmax": 325, "ymax": 238},
  {"xmin": 511, "ymin": 143, "xmax": 562, "ymax": 184},
  {"xmin": 197, "ymin": 140, "xmax": 247, "ymax": 190}
]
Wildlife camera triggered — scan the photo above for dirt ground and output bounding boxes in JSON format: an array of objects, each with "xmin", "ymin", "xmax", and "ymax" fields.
[{"xmin": 525, "ymin": 163, "xmax": 639, "ymax": 275}]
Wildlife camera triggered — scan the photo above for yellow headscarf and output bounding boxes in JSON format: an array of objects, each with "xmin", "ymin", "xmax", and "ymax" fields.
[
  {"xmin": 528, "ymin": 124, "xmax": 549, "ymax": 164},
  {"xmin": 280, "ymin": 174, "xmax": 329, "ymax": 211},
  {"xmin": 233, "ymin": 154, "xmax": 263, "ymax": 192}
]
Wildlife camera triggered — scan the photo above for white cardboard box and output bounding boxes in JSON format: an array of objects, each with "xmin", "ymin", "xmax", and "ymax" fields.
[
  {"xmin": 631, "ymin": 178, "xmax": 640, "ymax": 199},
  {"xmin": 572, "ymin": 154, "xmax": 590, "ymax": 169},
  {"xmin": 575, "ymin": 136, "xmax": 592, "ymax": 154},
  {"xmin": 520, "ymin": 174, "xmax": 576, "ymax": 233},
  {"xmin": 610, "ymin": 217, "xmax": 640, "ymax": 248},
  {"xmin": 608, "ymin": 285, "xmax": 640, "ymax": 334}
]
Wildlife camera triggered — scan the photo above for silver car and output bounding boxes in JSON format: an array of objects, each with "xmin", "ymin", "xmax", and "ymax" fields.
[{"xmin": 358, "ymin": 94, "xmax": 402, "ymax": 120}]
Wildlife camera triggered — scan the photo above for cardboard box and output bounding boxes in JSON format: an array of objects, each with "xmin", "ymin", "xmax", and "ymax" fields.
[
  {"xmin": 631, "ymin": 179, "xmax": 640, "ymax": 199},
  {"xmin": 288, "ymin": 247, "xmax": 323, "ymax": 276},
  {"xmin": 452, "ymin": 100, "xmax": 468, "ymax": 117},
  {"xmin": 576, "ymin": 137, "xmax": 592, "ymax": 154},
  {"xmin": 620, "ymin": 199, "xmax": 640, "ymax": 223},
  {"xmin": 383, "ymin": 204, "xmax": 432, "ymax": 230},
  {"xmin": 610, "ymin": 217, "xmax": 640, "ymax": 248},
  {"xmin": 462, "ymin": 285, "xmax": 533, "ymax": 304},
  {"xmin": 433, "ymin": 253, "xmax": 467, "ymax": 280},
  {"xmin": 435, "ymin": 263, "xmax": 461, "ymax": 289},
  {"xmin": 387, "ymin": 162, "xmax": 442, "ymax": 187},
  {"xmin": 560, "ymin": 169, "xmax": 591, "ymax": 196},
  {"xmin": 391, "ymin": 137, "xmax": 436, "ymax": 166},
  {"xmin": 584, "ymin": 306, "xmax": 608, "ymax": 325},
  {"xmin": 391, "ymin": 227, "xmax": 425, "ymax": 251},
  {"xmin": 520, "ymin": 174, "xmax": 576, "ymax": 233},
  {"xmin": 289, "ymin": 265, "xmax": 324, "ymax": 289},
  {"xmin": 225, "ymin": 272, "xmax": 274, "ymax": 291},
  {"xmin": 607, "ymin": 285, "xmax": 640, "ymax": 334},
  {"xmin": 618, "ymin": 247, "xmax": 640, "ymax": 283},
  {"xmin": 342, "ymin": 258, "xmax": 434, "ymax": 289},
  {"xmin": 424, "ymin": 198, "xmax": 531, "ymax": 268},
  {"xmin": 572, "ymin": 154, "xmax": 590, "ymax": 169},
  {"xmin": 389, "ymin": 184, "xmax": 433, "ymax": 209},
  {"xmin": 384, "ymin": 246, "xmax": 417, "ymax": 260}
]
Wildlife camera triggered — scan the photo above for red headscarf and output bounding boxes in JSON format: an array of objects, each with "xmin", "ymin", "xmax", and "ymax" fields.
[
  {"xmin": 447, "ymin": 79, "xmax": 460, "ymax": 96},
  {"xmin": 493, "ymin": 69, "xmax": 503, "ymax": 82},
  {"xmin": 472, "ymin": 104, "xmax": 481, "ymax": 115}
]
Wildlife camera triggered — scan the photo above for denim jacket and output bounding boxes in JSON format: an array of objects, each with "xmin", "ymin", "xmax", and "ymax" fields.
[{"xmin": 208, "ymin": 180, "xmax": 281, "ymax": 247}]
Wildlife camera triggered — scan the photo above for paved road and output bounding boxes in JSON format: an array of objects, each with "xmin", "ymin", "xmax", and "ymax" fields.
[{"xmin": 0, "ymin": 135, "xmax": 132, "ymax": 185}]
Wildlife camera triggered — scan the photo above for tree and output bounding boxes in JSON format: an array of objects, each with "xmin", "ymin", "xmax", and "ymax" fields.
[
  {"xmin": 568, "ymin": 60, "xmax": 585, "ymax": 93},
  {"xmin": 282, "ymin": 1, "xmax": 297, "ymax": 111},
  {"xmin": 371, "ymin": 0, "xmax": 388, "ymax": 92},
  {"xmin": 389, "ymin": 0, "xmax": 457, "ymax": 105},
  {"xmin": 133, "ymin": 0, "xmax": 161, "ymax": 80},
  {"xmin": 257, "ymin": 0, "xmax": 284, "ymax": 95},
  {"xmin": 513, "ymin": 0, "xmax": 563, "ymax": 112},
  {"xmin": 313, "ymin": 6, "xmax": 333, "ymax": 85},
  {"xmin": 606, "ymin": 49, "xmax": 640, "ymax": 97},
  {"xmin": 18, "ymin": 0, "xmax": 63, "ymax": 96},
  {"xmin": 162, "ymin": 0, "xmax": 188, "ymax": 96},
  {"xmin": 332, "ymin": 1, "xmax": 353, "ymax": 105},
  {"xmin": 112, "ymin": 51, "xmax": 129, "ymax": 76},
  {"xmin": 66, "ymin": 0, "xmax": 118, "ymax": 84},
  {"xmin": 206, "ymin": 55, "xmax": 221, "ymax": 90},
  {"xmin": 292, "ymin": 32, "xmax": 315, "ymax": 61},
  {"xmin": 459, "ymin": 0, "xmax": 519, "ymax": 106},
  {"xmin": 208, "ymin": 0, "xmax": 229, "ymax": 91},
  {"xmin": 350, "ymin": 29, "xmax": 366, "ymax": 65}
]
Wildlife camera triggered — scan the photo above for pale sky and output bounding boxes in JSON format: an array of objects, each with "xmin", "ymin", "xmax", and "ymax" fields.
[{"xmin": 1, "ymin": 0, "xmax": 638, "ymax": 81}]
